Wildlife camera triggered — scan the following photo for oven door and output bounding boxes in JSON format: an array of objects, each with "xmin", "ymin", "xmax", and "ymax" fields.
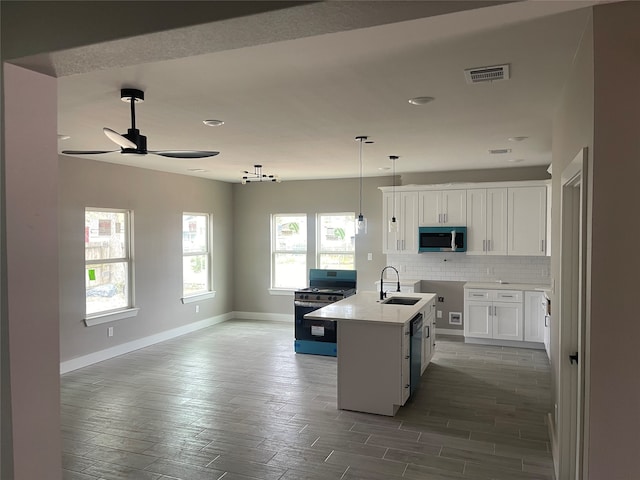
[{"xmin": 295, "ymin": 302, "xmax": 337, "ymax": 343}]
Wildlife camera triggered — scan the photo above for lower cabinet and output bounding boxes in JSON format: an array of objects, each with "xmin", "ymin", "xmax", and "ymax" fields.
[
  {"xmin": 524, "ymin": 291, "xmax": 545, "ymax": 343},
  {"xmin": 337, "ymin": 320, "xmax": 411, "ymax": 416},
  {"xmin": 464, "ymin": 289, "xmax": 523, "ymax": 341}
]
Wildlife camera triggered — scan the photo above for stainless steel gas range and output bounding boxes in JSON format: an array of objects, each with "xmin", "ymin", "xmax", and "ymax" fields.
[{"xmin": 294, "ymin": 269, "xmax": 357, "ymax": 356}]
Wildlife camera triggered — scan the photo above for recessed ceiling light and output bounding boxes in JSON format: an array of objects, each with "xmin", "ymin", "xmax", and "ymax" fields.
[
  {"xmin": 508, "ymin": 136, "xmax": 528, "ymax": 142},
  {"xmin": 378, "ymin": 167, "xmax": 391, "ymax": 171},
  {"xmin": 58, "ymin": 134, "xmax": 71, "ymax": 141},
  {"xmin": 187, "ymin": 168, "xmax": 208, "ymax": 172},
  {"xmin": 508, "ymin": 158, "xmax": 524, "ymax": 163},
  {"xmin": 489, "ymin": 148, "xmax": 512, "ymax": 154},
  {"xmin": 203, "ymin": 119, "xmax": 224, "ymax": 127},
  {"xmin": 408, "ymin": 96, "xmax": 435, "ymax": 106}
]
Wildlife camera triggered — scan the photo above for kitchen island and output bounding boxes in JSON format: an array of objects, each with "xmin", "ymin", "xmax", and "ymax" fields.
[{"xmin": 305, "ymin": 291, "xmax": 436, "ymax": 416}]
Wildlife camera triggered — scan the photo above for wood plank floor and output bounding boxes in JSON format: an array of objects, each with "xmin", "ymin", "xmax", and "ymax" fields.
[{"xmin": 61, "ymin": 319, "xmax": 554, "ymax": 480}]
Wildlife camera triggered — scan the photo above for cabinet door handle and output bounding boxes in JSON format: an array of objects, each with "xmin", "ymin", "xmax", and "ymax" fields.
[
  {"xmin": 494, "ymin": 305, "xmax": 497, "ymax": 316},
  {"xmin": 426, "ymin": 325, "xmax": 430, "ymax": 339},
  {"xmin": 438, "ymin": 213, "xmax": 442, "ymax": 223},
  {"xmin": 487, "ymin": 239, "xmax": 491, "ymax": 251},
  {"xmin": 405, "ymin": 384, "xmax": 410, "ymax": 389},
  {"xmin": 444, "ymin": 213, "xmax": 448, "ymax": 223},
  {"xmin": 541, "ymin": 240, "xmax": 545, "ymax": 252},
  {"xmin": 483, "ymin": 240, "xmax": 486, "ymax": 252},
  {"xmin": 544, "ymin": 315, "xmax": 549, "ymax": 327},
  {"xmin": 405, "ymin": 355, "xmax": 410, "ymax": 360}
]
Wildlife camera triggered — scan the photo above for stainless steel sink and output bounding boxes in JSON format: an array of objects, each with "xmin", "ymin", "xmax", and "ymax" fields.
[{"xmin": 381, "ymin": 297, "xmax": 420, "ymax": 305}]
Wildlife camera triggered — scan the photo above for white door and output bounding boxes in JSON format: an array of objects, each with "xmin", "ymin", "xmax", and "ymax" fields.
[
  {"xmin": 382, "ymin": 192, "xmax": 400, "ymax": 253},
  {"xmin": 464, "ymin": 301, "xmax": 492, "ymax": 338},
  {"xmin": 465, "ymin": 189, "xmax": 487, "ymax": 255},
  {"xmin": 400, "ymin": 192, "xmax": 419, "ymax": 253},
  {"xmin": 441, "ymin": 189, "xmax": 466, "ymax": 225},
  {"xmin": 558, "ymin": 148, "xmax": 589, "ymax": 480},
  {"xmin": 508, "ymin": 186, "xmax": 547, "ymax": 256},
  {"xmin": 486, "ymin": 188, "xmax": 508, "ymax": 255},
  {"xmin": 492, "ymin": 302, "xmax": 523, "ymax": 340},
  {"xmin": 418, "ymin": 190, "xmax": 441, "ymax": 225}
]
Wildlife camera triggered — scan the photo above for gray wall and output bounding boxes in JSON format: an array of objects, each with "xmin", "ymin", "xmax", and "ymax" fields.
[
  {"xmin": 232, "ymin": 176, "xmax": 390, "ymax": 314},
  {"xmin": 59, "ymin": 156, "xmax": 234, "ymax": 362},
  {"xmin": 402, "ymin": 165, "xmax": 550, "ymax": 186},
  {"xmin": 421, "ymin": 281, "xmax": 465, "ymax": 331}
]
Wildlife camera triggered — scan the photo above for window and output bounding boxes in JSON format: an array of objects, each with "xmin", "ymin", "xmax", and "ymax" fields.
[
  {"xmin": 317, "ymin": 213, "xmax": 356, "ymax": 270},
  {"xmin": 272, "ymin": 214, "xmax": 307, "ymax": 289},
  {"xmin": 182, "ymin": 213, "xmax": 211, "ymax": 297},
  {"xmin": 85, "ymin": 208, "xmax": 132, "ymax": 316}
]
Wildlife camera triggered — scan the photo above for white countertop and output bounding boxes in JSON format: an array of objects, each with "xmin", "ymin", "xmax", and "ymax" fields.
[
  {"xmin": 304, "ymin": 291, "xmax": 436, "ymax": 326},
  {"xmin": 464, "ymin": 281, "xmax": 551, "ymax": 291}
]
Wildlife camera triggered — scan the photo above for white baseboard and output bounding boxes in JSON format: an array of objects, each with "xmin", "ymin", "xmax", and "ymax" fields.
[
  {"xmin": 464, "ymin": 337, "xmax": 545, "ymax": 350},
  {"xmin": 60, "ymin": 312, "xmax": 234, "ymax": 374},
  {"xmin": 436, "ymin": 328, "xmax": 464, "ymax": 336},
  {"xmin": 233, "ymin": 311, "xmax": 293, "ymax": 323}
]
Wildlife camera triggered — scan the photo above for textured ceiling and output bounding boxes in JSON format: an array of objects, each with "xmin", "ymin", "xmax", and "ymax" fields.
[{"xmin": 49, "ymin": 1, "xmax": 600, "ymax": 183}]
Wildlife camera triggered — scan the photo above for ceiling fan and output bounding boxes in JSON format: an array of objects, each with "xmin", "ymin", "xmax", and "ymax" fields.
[{"xmin": 61, "ymin": 88, "xmax": 220, "ymax": 159}]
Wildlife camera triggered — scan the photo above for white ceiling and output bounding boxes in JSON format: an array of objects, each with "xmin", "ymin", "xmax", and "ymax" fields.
[{"xmin": 56, "ymin": 1, "xmax": 599, "ymax": 183}]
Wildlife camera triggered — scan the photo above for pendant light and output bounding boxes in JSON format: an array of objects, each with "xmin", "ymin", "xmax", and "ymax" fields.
[
  {"xmin": 355, "ymin": 136, "xmax": 370, "ymax": 234},
  {"xmin": 388, "ymin": 155, "xmax": 399, "ymax": 233}
]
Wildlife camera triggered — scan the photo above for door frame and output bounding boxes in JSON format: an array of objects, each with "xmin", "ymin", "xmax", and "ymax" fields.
[{"xmin": 557, "ymin": 147, "xmax": 590, "ymax": 479}]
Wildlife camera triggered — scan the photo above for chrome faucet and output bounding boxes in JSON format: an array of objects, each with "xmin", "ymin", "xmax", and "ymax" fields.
[{"xmin": 380, "ymin": 266, "xmax": 401, "ymax": 300}]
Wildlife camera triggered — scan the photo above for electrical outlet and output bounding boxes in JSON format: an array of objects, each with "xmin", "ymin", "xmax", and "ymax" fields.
[
  {"xmin": 195, "ymin": 305, "xmax": 200, "ymax": 313},
  {"xmin": 436, "ymin": 310, "xmax": 443, "ymax": 319},
  {"xmin": 437, "ymin": 296, "xmax": 444, "ymax": 302},
  {"xmin": 107, "ymin": 327, "xmax": 114, "ymax": 337},
  {"xmin": 367, "ymin": 252, "xmax": 373, "ymax": 261}
]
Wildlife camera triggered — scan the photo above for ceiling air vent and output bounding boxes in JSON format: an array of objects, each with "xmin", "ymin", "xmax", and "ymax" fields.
[
  {"xmin": 489, "ymin": 148, "xmax": 512, "ymax": 155},
  {"xmin": 464, "ymin": 64, "xmax": 510, "ymax": 84}
]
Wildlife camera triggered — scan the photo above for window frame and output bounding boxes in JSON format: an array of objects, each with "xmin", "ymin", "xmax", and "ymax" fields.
[
  {"xmin": 316, "ymin": 212, "xmax": 356, "ymax": 271},
  {"xmin": 181, "ymin": 212, "xmax": 215, "ymax": 302},
  {"xmin": 271, "ymin": 213, "xmax": 308, "ymax": 291},
  {"xmin": 84, "ymin": 207, "xmax": 138, "ymax": 326}
]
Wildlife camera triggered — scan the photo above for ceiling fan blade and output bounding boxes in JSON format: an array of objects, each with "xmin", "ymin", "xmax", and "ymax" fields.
[
  {"xmin": 103, "ymin": 127, "xmax": 137, "ymax": 149},
  {"xmin": 150, "ymin": 150, "xmax": 220, "ymax": 159},
  {"xmin": 61, "ymin": 150, "xmax": 119, "ymax": 155}
]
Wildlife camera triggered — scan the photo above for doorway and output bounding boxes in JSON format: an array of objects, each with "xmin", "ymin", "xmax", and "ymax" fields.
[{"xmin": 557, "ymin": 147, "xmax": 589, "ymax": 479}]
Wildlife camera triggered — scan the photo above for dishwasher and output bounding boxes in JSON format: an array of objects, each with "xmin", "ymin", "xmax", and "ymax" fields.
[{"xmin": 410, "ymin": 312, "xmax": 423, "ymax": 396}]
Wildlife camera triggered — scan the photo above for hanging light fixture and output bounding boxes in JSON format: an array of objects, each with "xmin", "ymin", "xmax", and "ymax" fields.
[
  {"xmin": 241, "ymin": 164, "xmax": 280, "ymax": 184},
  {"xmin": 389, "ymin": 155, "xmax": 399, "ymax": 233},
  {"xmin": 355, "ymin": 136, "xmax": 370, "ymax": 234}
]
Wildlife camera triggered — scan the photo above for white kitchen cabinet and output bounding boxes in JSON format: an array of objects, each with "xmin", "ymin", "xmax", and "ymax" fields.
[
  {"xmin": 524, "ymin": 291, "xmax": 546, "ymax": 343},
  {"xmin": 466, "ymin": 188, "xmax": 508, "ymax": 255},
  {"xmin": 464, "ymin": 289, "xmax": 523, "ymax": 341},
  {"xmin": 508, "ymin": 186, "xmax": 547, "ymax": 256},
  {"xmin": 419, "ymin": 189, "xmax": 466, "ymax": 226},
  {"xmin": 382, "ymin": 191, "xmax": 419, "ymax": 254},
  {"xmin": 421, "ymin": 297, "xmax": 436, "ymax": 374},
  {"xmin": 337, "ymin": 319, "xmax": 411, "ymax": 416}
]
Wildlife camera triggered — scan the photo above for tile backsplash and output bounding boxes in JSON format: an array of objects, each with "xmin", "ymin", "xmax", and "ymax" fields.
[{"xmin": 386, "ymin": 253, "xmax": 550, "ymax": 285}]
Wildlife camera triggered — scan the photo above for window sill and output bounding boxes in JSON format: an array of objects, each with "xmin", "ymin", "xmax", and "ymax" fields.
[
  {"xmin": 181, "ymin": 291, "xmax": 216, "ymax": 304},
  {"xmin": 269, "ymin": 288, "xmax": 295, "ymax": 296},
  {"xmin": 84, "ymin": 308, "xmax": 140, "ymax": 327}
]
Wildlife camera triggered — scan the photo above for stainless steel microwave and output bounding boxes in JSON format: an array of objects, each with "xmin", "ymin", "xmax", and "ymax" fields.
[{"xmin": 418, "ymin": 226, "xmax": 467, "ymax": 252}]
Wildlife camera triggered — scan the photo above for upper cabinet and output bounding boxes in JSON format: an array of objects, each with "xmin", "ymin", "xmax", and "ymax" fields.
[
  {"xmin": 508, "ymin": 186, "xmax": 547, "ymax": 256},
  {"xmin": 380, "ymin": 181, "xmax": 549, "ymax": 257},
  {"xmin": 419, "ymin": 190, "xmax": 466, "ymax": 226},
  {"xmin": 382, "ymin": 191, "xmax": 419, "ymax": 254},
  {"xmin": 466, "ymin": 188, "xmax": 508, "ymax": 255}
]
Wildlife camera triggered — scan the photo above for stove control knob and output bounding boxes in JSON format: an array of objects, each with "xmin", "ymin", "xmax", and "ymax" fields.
[
  {"xmin": 304, "ymin": 294, "xmax": 309, "ymax": 300},
  {"xmin": 316, "ymin": 295, "xmax": 321, "ymax": 301},
  {"xmin": 330, "ymin": 296, "xmax": 335, "ymax": 301}
]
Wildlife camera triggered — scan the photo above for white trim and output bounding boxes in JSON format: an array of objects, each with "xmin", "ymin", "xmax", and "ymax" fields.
[
  {"xmin": 63, "ymin": 312, "xmax": 234, "ymax": 373},
  {"xmin": 234, "ymin": 311, "xmax": 293, "ymax": 322},
  {"xmin": 379, "ymin": 179, "xmax": 550, "ymax": 193},
  {"xmin": 435, "ymin": 328, "xmax": 464, "ymax": 336},
  {"xmin": 268, "ymin": 288, "xmax": 294, "ymax": 296},
  {"xmin": 84, "ymin": 307, "xmax": 140, "ymax": 327},
  {"xmin": 464, "ymin": 337, "xmax": 545, "ymax": 350},
  {"xmin": 181, "ymin": 291, "xmax": 216, "ymax": 304}
]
